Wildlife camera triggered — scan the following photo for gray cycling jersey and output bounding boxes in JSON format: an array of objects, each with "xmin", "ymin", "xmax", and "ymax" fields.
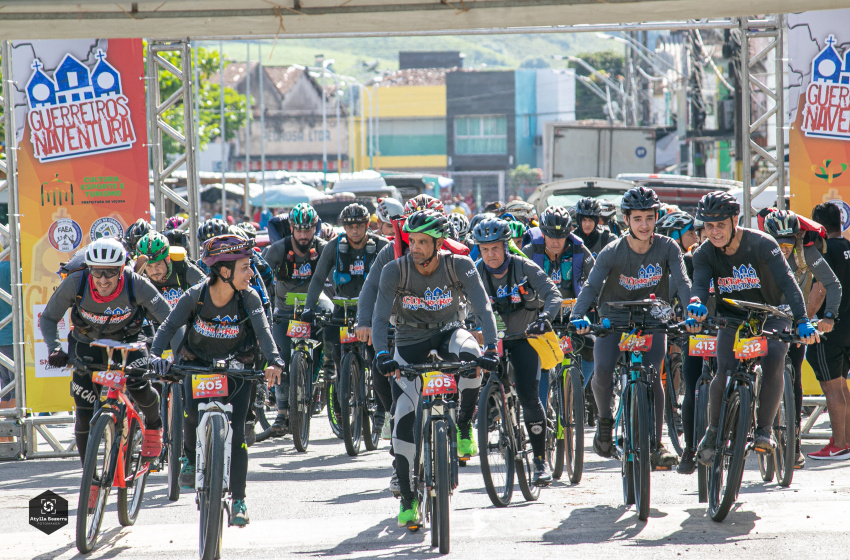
[
  {"xmin": 264, "ymin": 236, "xmax": 327, "ymax": 310},
  {"xmin": 573, "ymin": 234, "xmax": 691, "ymax": 325},
  {"xmin": 41, "ymin": 267, "xmax": 171, "ymax": 352},
  {"xmin": 372, "ymin": 252, "xmax": 497, "ymax": 351},
  {"xmin": 356, "ymin": 242, "xmax": 396, "ymax": 328},
  {"xmin": 787, "ymin": 244, "xmax": 841, "ymax": 317},
  {"xmin": 151, "ymin": 282, "xmax": 281, "ymax": 364},
  {"xmin": 476, "ymin": 254, "xmax": 561, "ymax": 337},
  {"xmin": 304, "ymin": 233, "xmax": 389, "ymax": 309}
]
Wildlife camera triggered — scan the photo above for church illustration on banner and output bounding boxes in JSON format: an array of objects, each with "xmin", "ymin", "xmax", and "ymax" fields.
[
  {"xmin": 26, "ymin": 49, "xmax": 122, "ymax": 110},
  {"xmin": 802, "ymin": 35, "xmax": 850, "ymax": 141}
]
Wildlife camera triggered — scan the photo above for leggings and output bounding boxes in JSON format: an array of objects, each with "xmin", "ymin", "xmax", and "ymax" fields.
[
  {"xmin": 787, "ymin": 342, "xmax": 805, "ymax": 431},
  {"xmin": 711, "ymin": 317, "xmax": 789, "ymax": 429},
  {"xmin": 392, "ymin": 328, "xmax": 481, "ymax": 502},
  {"xmin": 592, "ymin": 332, "xmax": 666, "ymax": 443},
  {"xmin": 69, "ymin": 337, "xmax": 161, "ymax": 465},
  {"xmin": 181, "ymin": 359, "xmax": 252, "ymax": 501},
  {"xmin": 503, "ymin": 339, "xmax": 546, "ymax": 457}
]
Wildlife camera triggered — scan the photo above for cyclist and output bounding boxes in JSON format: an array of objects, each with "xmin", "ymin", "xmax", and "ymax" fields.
[
  {"xmin": 263, "ymin": 203, "xmax": 327, "ymax": 437},
  {"xmin": 574, "ymin": 197, "xmax": 616, "ymax": 257},
  {"xmin": 506, "ymin": 218, "xmax": 528, "ymax": 251},
  {"xmin": 124, "ymin": 219, "xmax": 152, "ymax": 255},
  {"xmin": 572, "ymin": 186, "xmax": 690, "ymax": 469},
  {"xmin": 371, "ymin": 210, "xmax": 499, "ymax": 527},
  {"xmin": 136, "ymin": 231, "xmax": 205, "ymax": 309},
  {"xmin": 763, "ymin": 209, "xmax": 841, "ymax": 468},
  {"xmin": 376, "ymin": 197, "xmax": 405, "ymax": 238},
  {"xmin": 448, "ymin": 212, "xmax": 471, "ymax": 244},
  {"xmin": 472, "ymin": 217, "xmax": 561, "ymax": 485},
  {"xmin": 686, "ymin": 192, "xmax": 818, "ymax": 464},
  {"xmin": 150, "ymin": 235, "xmax": 284, "ymax": 527},
  {"xmin": 40, "ymin": 237, "xmax": 172, "ymax": 465},
  {"xmin": 162, "ymin": 215, "xmax": 189, "ymax": 249},
  {"xmin": 598, "ymin": 201, "xmax": 622, "ymax": 236}
]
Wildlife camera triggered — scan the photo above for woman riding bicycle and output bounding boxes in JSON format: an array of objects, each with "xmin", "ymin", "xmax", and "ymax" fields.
[{"xmin": 150, "ymin": 234, "xmax": 284, "ymax": 527}]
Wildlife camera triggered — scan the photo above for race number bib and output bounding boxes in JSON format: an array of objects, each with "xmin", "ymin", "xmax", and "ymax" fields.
[
  {"xmin": 340, "ymin": 327, "xmax": 358, "ymax": 344},
  {"xmin": 560, "ymin": 335, "xmax": 573, "ymax": 354},
  {"xmin": 689, "ymin": 335, "xmax": 717, "ymax": 357},
  {"xmin": 192, "ymin": 374, "xmax": 229, "ymax": 398},
  {"xmin": 421, "ymin": 371, "xmax": 458, "ymax": 396},
  {"xmin": 734, "ymin": 336, "xmax": 767, "ymax": 360},
  {"xmin": 619, "ymin": 333, "xmax": 653, "ymax": 352},
  {"xmin": 286, "ymin": 320, "xmax": 311, "ymax": 339},
  {"xmin": 92, "ymin": 370, "xmax": 126, "ymax": 391}
]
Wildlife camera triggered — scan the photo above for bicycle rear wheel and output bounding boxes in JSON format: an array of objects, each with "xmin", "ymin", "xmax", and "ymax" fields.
[
  {"xmin": 708, "ymin": 386, "xmax": 750, "ymax": 522},
  {"xmin": 326, "ymin": 377, "xmax": 344, "ymax": 439},
  {"xmin": 477, "ymin": 378, "xmax": 515, "ymax": 507},
  {"xmin": 289, "ymin": 350, "xmax": 313, "ymax": 452},
  {"xmin": 362, "ymin": 364, "xmax": 381, "ymax": 451},
  {"xmin": 695, "ymin": 380, "xmax": 710, "ymax": 503},
  {"xmin": 434, "ymin": 420, "xmax": 451, "ymax": 554},
  {"xmin": 620, "ymin": 392, "xmax": 635, "ymax": 506},
  {"xmin": 117, "ymin": 417, "xmax": 149, "ymax": 526},
  {"xmin": 167, "ymin": 383, "xmax": 184, "ymax": 502},
  {"xmin": 76, "ymin": 415, "xmax": 115, "ymax": 553},
  {"xmin": 516, "ymin": 402, "xmax": 541, "ymax": 502},
  {"xmin": 631, "ymin": 384, "xmax": 651, "ymax": 521},
  {"xmin": 340, "ymin": 352, "xmax": 363, "ymax": 456},
  {"xmin": 566, "ymin": 365, "xmax": 585, "ymax": 484},
  {"xmin": 774, "ymin": 359, "xmax": 796, "ymax": 488},
  {"xmin": 199, "ymin": 414, "xmax": 226, "ymax": 560},
  {"xmin": 664, "ymin": 352, "xmax": 685, "ymax": 456},
  {"xmin": 546, "ymin": 370, "xmax": 565, "ymax": 480}
]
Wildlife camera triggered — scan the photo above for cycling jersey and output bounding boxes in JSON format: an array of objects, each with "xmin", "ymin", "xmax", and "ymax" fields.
[
  {"xmin": 521, "ymin": 230, "xmax": 594, "ymax": 299},
  {"xmin": 264, "ymin": 236, "xmax": 327, "ymax": 310},
  {"xmin": 149, "ymin": 258, "xmax": 206, "ymax": 308},
  {"xmin": 786, "ymin": 244, "xmax": 841, "ymax": 317},
  {"xmin": 818, "ymin": 237, "xmax": 850, "ymax": 331},
  {"xmin": 575, "ymin": 226, "xmax": 615, "ymax": 257},
  {"xmin": 304, "ymin": 232, "xmax": 389, "ymax": 308},
  {"xmin": 355, "ymin": 243, "xmax": 395, "ymax": 328}
]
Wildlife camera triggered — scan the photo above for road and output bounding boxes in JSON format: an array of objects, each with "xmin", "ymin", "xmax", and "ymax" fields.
[{"xmin": 1, "ymin": 414, "xmax": 849, "ymax": 559}]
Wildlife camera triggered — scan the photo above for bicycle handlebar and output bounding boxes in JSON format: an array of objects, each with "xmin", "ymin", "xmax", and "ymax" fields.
[
  {"xmin": 399, "ymin": 361, "xmax": 479, "ymax": 380},
  {"xmin": 168, "ymin": 362, "xmax": 265, "ymax": 380},
  {"xmin": 72, "ymin": 358, "xmax": 152, "ymax": 378}
]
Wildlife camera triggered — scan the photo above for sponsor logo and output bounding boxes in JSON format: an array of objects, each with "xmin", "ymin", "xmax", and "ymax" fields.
[
  {"xmin": 349, "ymin": 259, "xmax": 365, "ymax": 276},
  {"xmin": 41, "ymin": 175, "xmax": 75, "ymax": 206},
  {"xmin": 89, "ymin": 216, "xmax": 123, "ymax": 240},
  {"xmin": 293, "ymin": 262, "xmax": 312, "ymax": 279},
  {"xmin": 619, "ymin": 263, "xmax": 663, "ymax": 291},
  {"xmin": 70, "ymin": 380, "xmax": 97, "ymax": 405},
  {"xmin": 193, "ymin": 316, "xmax": 240, "ymax": 339},
  {"xmin": 81, "ymin": 176, "xmax": 125, "ymax": 202},
  {"xmin": 401, "ymin": 287, "xmax": 454, "ymax": 311},
  {"xmin": 496, "ymin": 284, "xmax": 522, "ymax": 304},
  {"xmin": 48, "ymin": 218, "xmax": 83, "ymax": 252},
  {"xmin": 717, "ymin": 264, "xmax": 762, "ymax": 294},
  {"xmin": 813, "ymin": 159, "xmax": 847, "ymax": 183},
  {"xmin": 160, "ymin": 287, "xmax": 184, "ymax": 308},
  {"xmin": 465, "ymin": 268, "xmax": 477, "ymax": 277},
  {"xmin": 79, "ymin": 306, "xmax": 132, "ymax": 325},
  {"xmin": 771, "ymin": 247, "xmax": 782, "ymax": 256}
]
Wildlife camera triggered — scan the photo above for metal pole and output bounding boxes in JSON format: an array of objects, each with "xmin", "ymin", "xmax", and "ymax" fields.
[
  {"xmin": 349, "ymin": 86, "xmax": 355, "ymax": 173},
  {"xmin": 244, "ymin": 41, "xmax": 252, "ymax": 219},
  {"xmin": 374, "ymin": 84, "xmax": 380, "ymax": 169},
  {"xmin": 322, "ymin": 64, "xmax": 328, "ymax": 188},
  {"xmin": 193, "ymin": 43, "xmax": 200, "ymax": 221},
  {"xmin": 147, "ymin": 41, "xmax": 165, "ymax": 229},
  {"xmin": 369, "ymin": 86, "xmax": 374, "ymax": 170},
  {"xmin": 259, "ymin": 52, "xmax": 267, "ymax": 212},
  {"xmin": 184, "ymin": 43, "xmax": 201, "ymax": 259},
  {"xmin": 740, "ymin": 17, "xmax": 752, "ymax": 224},
  {"xmin": 219, "ymin": 40, "xmax": 227, "ymax": 219},
  {"xmin": 336, "ymin": 84, "xmax": 342, "ymax": 177},
  {"xmin": 775, "ymin": 16, "xmax": 786, "ymax": 210}
]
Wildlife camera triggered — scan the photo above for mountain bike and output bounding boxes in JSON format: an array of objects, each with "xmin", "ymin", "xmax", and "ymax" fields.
[
  {"xmin": 549, "ymin": 298, "xmax": 584, "ymax": 483},
  {"xmin": 167, "ymin": 361, "xmax": 264, "ymax": 560},
  {"xmin": 662, "ymin": 337, "xmax": 685, "ymax": 456},
  {"xmin": 687, "ymin": 330, "xmax": 718, "ymax": 503},
  {"xmin": 158, "ymin": 373, "xmax": 183, "ymax": 501},
  {"xmin": 756, "ymin": 355, "xmax": 796, "ymax": 488},
  {"xmin": 75, "ymin": 340, "xmax": 154, "ymax": 553}
]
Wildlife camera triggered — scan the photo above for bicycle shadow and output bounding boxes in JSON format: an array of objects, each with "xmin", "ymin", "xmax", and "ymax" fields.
[
  {"xmin": 312, "ymin": 488, "xmax": 393, "ymax": 506},
  {"xmin": 33, "ymin": 526, "xmax": 131, "ymax": 560},
  {"xmin": 310, "ymin": 517, "xmax": 431, "ymax": 558},
  {"xmin": 634, "ymin": 507, "xmax": 760, "ymax": 546},
  {"xmin": 541, "ymin": 504, "xmax": 668, "ymax": 545}
]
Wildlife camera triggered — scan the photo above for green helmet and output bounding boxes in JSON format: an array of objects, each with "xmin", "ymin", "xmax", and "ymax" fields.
[
  {"xmin": 508, "ymin": 220, "xmax": 527, "ymax": 238},
  {"xmin": 403, "ymin": 209, "xmax": 447, "ymax": 239},
  {"xmin": 136, "ymin": 231, "xmax": 170, "ymax": 263},
  {"xmin": 289, "ymin": 203, "xmax": 318, "ymax": 230}
]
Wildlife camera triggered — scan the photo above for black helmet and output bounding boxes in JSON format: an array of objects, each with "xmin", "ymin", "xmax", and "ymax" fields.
[
  {"xmin": 575, "ymin": 197, "xmax": 602, "ymax": 218},
  {"xmin": 198, "ymin": 218, "xmax": 230, "ymax": 243},
  {"xmin": 339, "ymin": 203, "xmax": 370, "ymax": 225},
  {"xmin": 696, "ymin": 191, "xmax": 740, "ymax": 222},
  {"xmin": 763, "ymin": 210, "xmax": 800, "ymax": 240},
  {"xmin": 124, "ymin": 219, "xmax": 151, "ymax": 253},
  {"xmin": 539, "ymin": 206, "xmax": 572, "ymax": 239},
  {"xmin": 471, "ymin": 218, "xmax": 512, "ymax": 245},
  {"xmin": 656, "ymin": 211, "xmax": 696, "ymax": 239},
  {"xmin": 621, "ymin": 186, "xmax": 661, "ymax": 212}
]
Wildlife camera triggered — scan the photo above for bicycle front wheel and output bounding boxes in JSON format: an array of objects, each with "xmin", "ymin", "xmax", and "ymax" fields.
[
  {"xmin": 199, "ymin": 414, "xmax": 226, "ymax": 560},
  {"xmin": 546, "ymin": 369, "xmax": 564, "ymax": 480},
  {"xmin": 708, "ymin": 386, "xmax": 750, "ymax": 522},
  {"xmin": 695, "ymin": 380, "xmax": 710, "ymax": 503},
  {"xmin": 167, "ymin": 382, "xmax": 184, "ymax": 502},
  {"xmin": 362, "ymin": 364, "xmax": 381, "ymax": 451},
  {"xmin": 631, "ymin": 384, "xmax": 652, "ymax": 522},
  {"xmin": 565, "ymin": 365, "xmax": 585, "ymax": 484},
  {"xmin": 664, "ymin": 352, "xmax": 685, "ymax": 456},
  {"xmin": 76, "ymin": 415, "xmax": 115, "ymax": 553},
  {"xmin": 477, "ymin": 378, "xmax": 515, "ymax": 507},
  {"xmin": 434, "ymin": 420, "xmax": 452, "ymax": 554},
  {"xmin": 775, "ymin": 359, "xmax": 796, "ymax": 488},
  {"xmin": 117, "ymin": 417, "xmax": 149, "ymax": 526},
  {"xmin": 289, "ymin": 350, "xmax": 313, "ymax": 452},
  {"xmin": 340, "ymin": 352, "xmax": 363, "ymax": 456}
]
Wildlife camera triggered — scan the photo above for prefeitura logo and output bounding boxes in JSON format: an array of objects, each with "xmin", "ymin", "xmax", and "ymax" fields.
[{"xmin": 29, "ymin": 490, "xmax": 68, "ymax": 535}]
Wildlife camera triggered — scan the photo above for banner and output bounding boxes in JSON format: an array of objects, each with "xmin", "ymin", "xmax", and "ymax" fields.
[
  {"xmin": 11, "ymin": 39, "xmax": 149, "ymax": 412},
  {"xmin": 788, "ymin": 11, "xmax": 850, "ymax": 236}
]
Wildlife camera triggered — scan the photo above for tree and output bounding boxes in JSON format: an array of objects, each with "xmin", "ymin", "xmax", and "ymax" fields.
[
  {"xmin": 508, "ymin": 164, "xmax": 542, "ymax": 198},
  {"xmin": 568, "ymin": 51, "xmax": 625, "ymax": 121}
]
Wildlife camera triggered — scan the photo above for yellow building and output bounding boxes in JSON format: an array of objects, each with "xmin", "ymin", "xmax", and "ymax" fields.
[{"xmin": 352, "ymin": 69, "xmax": 447, "ymax": 172}]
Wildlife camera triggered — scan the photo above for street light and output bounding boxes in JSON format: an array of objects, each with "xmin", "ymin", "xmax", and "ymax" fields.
[{"xmin": 316, "ymin": 55, "xmax": 334, "ymax": 190}]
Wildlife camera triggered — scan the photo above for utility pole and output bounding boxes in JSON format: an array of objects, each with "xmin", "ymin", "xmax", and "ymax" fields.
[
  {"xmin": 244, "ymin": 42, "xmax": 251, "ymax": 219},
  {"xmin": 219, "ymin": 41, "xmax": 227, "ymax": 219},
  {"xmin": 259, "ymin": 51, "xmax": 267, "ymax": 212}
]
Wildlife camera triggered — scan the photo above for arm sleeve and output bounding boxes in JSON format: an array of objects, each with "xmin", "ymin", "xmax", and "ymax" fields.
[
  {"xmin": 523, "ymin": 259, "xmax": 562, "ymax": 318},
  {"xmin": 263, "ymin": 241, "xmax": 284, "ymax": 275},
  {"xmin": 690, "ymin": 245, "xmax": 713, "ymax": 305},
  {"xmin": 304, "ymin": 240, "xmax": 336, "ymax": 311},
  {"xmin": 356, "ymin": 244, "xmax": 394, "ymax": 328},
  {"xmin": 580, "ymin": 245, "xmax": 595, "ymax": 286},
  {"xmin": 667, "ymin": 240, "xmax": 691, "ymax": 306},
  {"xmin": 40, "ymin": 274, "xmax": 79, "ymax": 353},
  {"xmin": 151, "ymin": 289, "xmax": 197, "ymax": 356},
  {"xmin": 806, "ymin": 246, "xmax": 842, "ymax": 317},
  {"xmin": 456, "ymin": 257, "xmax": 498, "ymax": 346},
  {"xmin": 762, "ymin": 240, "xmax": 808, "ymax": 322},
  {"xmin": 572, "ymin": 243, "xmax": 614, "ymax": 318},
  {"xmin": 244, "ymin": 289, "xmax": 282, "ymax": 365},
  {"xmin": 136, "ymin": 276, "xmax": 173, "ymax": 324},
  {"xmin": 187, "ymin": 262, "xmax": 206, "ymax": 286},
  {"xmin": 371, "ymin": 261, "xmax": 401, "ymax": 354}
]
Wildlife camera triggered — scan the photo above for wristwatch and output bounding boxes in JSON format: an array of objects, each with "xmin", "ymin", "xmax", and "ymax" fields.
[{"xmin": 824, "ymin": 311, "xmax": 836, "ymax": 320}]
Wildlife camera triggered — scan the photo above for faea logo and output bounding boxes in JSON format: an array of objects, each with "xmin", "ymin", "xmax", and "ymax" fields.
[
  {"xmin": 48, "ymin": 218, "xmax": 82, "ymax": 252},
  {"xmin": 619, "ymin": 263, "xmax": 663, "ymax": 291},
  {"xmin": 25, "ymin": 49, "xmax": 136, "ymax": 162},
  {"xmin": 401, "ymin": 286, "xmax": 454, "ymax": 311},
  {"xmin": 718, "ymin": 264, "xmax": 762, "ymax": 294},
  {"xmin": 89, "ymin": 216, "xmax": 123, "ymax": 241},
  {"xmin": 801, "ymin": 35, "xmax": 850, "ymax": 141}
]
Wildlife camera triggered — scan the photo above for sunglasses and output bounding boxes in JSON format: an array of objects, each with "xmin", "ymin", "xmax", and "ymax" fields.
[
  {"xmin": 89, "ymin": 267, "xmax": 122, "ymax": 279},
  {"xmin": 779, "ymin": 243, "xmax": 794, "ymax": 250}
]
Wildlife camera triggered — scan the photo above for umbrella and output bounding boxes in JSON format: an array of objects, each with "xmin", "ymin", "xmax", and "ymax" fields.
[{"xmin": 250, "ymin": 182, "xmax": 326, "ymax": 208}]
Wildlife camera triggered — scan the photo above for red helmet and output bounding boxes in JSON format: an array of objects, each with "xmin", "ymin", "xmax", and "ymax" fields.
[
  {"xmin": 201, "ymin": 234, "xmax": 255, "ymax": 267},
  {"xmin": 404, "ymin": 194, "xmax": 444, "ymax": 216}
]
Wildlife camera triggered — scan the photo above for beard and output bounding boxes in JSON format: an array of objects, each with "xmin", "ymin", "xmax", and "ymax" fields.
[{"xmin": 293, "ymin": 237, "xmax": 312, "ymax": 253}]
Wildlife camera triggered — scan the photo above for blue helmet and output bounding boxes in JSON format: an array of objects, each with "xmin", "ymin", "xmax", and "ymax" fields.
[{"xmin": 471, "ymin": 218, "xmax": 512, "ymax": 245}]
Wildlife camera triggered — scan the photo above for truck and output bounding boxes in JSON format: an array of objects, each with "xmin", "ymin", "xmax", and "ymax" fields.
[{"xmin": 542, "ymin": 122, "xmax": 657, "ymax": 183}]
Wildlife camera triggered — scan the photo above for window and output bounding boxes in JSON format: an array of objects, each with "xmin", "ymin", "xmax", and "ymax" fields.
[{"xmin": 454, "ymin": 115, "xmax": 507, "ymax": 155}]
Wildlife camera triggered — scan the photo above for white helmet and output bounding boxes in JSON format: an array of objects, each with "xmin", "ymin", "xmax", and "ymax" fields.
[
  {"xmin": 376, "ymin": 197, "xmax": 404, "ymax": 223},
  {"xmin": 85, "ymin": 237, "xmax": 126, "ymax": 267}
]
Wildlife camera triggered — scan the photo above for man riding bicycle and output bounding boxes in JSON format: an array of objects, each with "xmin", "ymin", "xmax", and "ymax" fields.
[
  {"xmin": 573, "ymin": 197, "xmax": 616, "ymax": 258},
  {"xmin": 40, "ymin": 237, "xmax": 172, "ymax": 465},
  {"xmin": 136, "ymin": 231, "xmax": 205, "ymax": 309},
  {"xmin": 371, "ymin": 210, "xmax": 499, "ymax": 527},
  {"xmin": 572, "ymin": 186, "xmax": 691, "ymax": 469},
  {"xmin": 686, "ymin": 192, "xmax": 819, "ymax": 464},
  {"xmin": 472, "ymin": 217, "xmax": 562, "ymax": 485},
  {"xmin": 150, "ymin": 235, "xmax": 284, "ymax": 527}
]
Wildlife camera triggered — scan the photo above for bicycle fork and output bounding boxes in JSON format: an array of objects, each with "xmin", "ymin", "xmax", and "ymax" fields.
[
  {"xmin": 195, "ymin": 403, "xmax": 234, "ymax": 505},
  {"xmin": 421, "ymin": 400, "xmax": 460, "ymax": 493}
]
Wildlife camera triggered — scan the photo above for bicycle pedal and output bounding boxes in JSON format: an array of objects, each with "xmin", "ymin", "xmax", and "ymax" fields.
[
  {"xmin": 654, "ymin": 465, "xmax": 673, "ymax": 471},
  {"xmin": 406, "ymin": 524, "xmax": 420, "ymax": 532}
]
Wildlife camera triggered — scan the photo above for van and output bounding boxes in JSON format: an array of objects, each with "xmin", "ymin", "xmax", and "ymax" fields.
[{"xmin": 331, "ymin": 176, "xmax": 402, "ymax": 201}]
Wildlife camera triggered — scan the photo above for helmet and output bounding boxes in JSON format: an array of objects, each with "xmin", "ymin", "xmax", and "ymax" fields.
[
  {"xmin": 377, "ymin": 198, "xmax": 404, "ymax": 223},
  {"xmin": 655, "ymin": 211, "xmax": 695, "ymax": 240},
  {"xmin": 599, "ymin": 200, "xmax": 617, "ymax": 217},
  {"xmin": 124, "ymin": 219, "xmax": 151, "ymax": 252},
  {"xmin": 447, "ymin": 213, "xmax": 470, "ymax": 238},
  {"xmin": 695, "ymin": 191, "xmax": 741, "ymax": 222},
  {"xmin": 198, "ymin": 218, "xmax": 229, "ymax": 243},
  {"xmin": 620, "ymin": 186, "xmax": 661, "ymax": 212},
  {"xmin": 503, "ymin": 200, "xmax": 535, "ymax": 220},
  {"xmin": 693, "ymin": 218, "xmax": 705, "ymax": 232},
  {"xmin": 163, "ymin": 228, "xmax": 188, "ymax": 248},
  {"xmin": 201, "ymin": 234, "xmax": 256, "ymax": 267},
  {"xmin": 404, "ymin": 194, "xmax": 444, "ymax": 216},
  {"xmin": 403, "ymin": 209, "xmax": 447, "ymax": 239},
  {"xmin": 228, "ymin": 224, "xmax": 251, "ymax": 240},
  {"xmin": 471, "ymin": 218, "xmax": 512, "ymax": 244},
  {"xmin": 319, "ymin": 222, "xmax": 337, "ymax": 241},
  {"xmin": 575, "ymin": 197, "xmax": 602, "ymax": 218},
  {"xmin": 164, "ymin": 216, "xmax": 186, "ymax": 231},
  {"xmin": 468, "ymin": 213, "xmax": 493, "ymax": 233},
  {"xmin": 763, "ymin": 210, "xmax": 800, "ymax": 240},
  {"xmin": 237, "ymin": 222, "xmax": 257, "ymax": 239},
  {"xmin": 289, "ymin": 203, "xmax": 319, "ymax": 230},
  {"xmin": 539, "ymin": 206, "xmax": 573, "ymax": 239},
  {"xmin": 508, "ymin": 220, "xmax": 527, "ymax": 239},
  {"xmin": 658, "ymin": 203, "xmax": 681, "ymax": 220},
  {"xmin": 136, "ymin": 231, "xmax": 170, "ymax": 263},
  {"xmin": 339, "ymin": 203, "xmax": 370, "ymax": 225},
  {"xmin": 85, "ymin": 237, "xmax": 126, "ymax": 267}
]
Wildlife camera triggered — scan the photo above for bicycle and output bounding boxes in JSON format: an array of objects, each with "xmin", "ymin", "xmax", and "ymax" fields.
[
  {"xmin": 75, "ymin": 339, "xmax": 155, "ymax": 554},
  {"xmin": 756, "ymin": 355, "xmax": 796, "ymax": 488},
  {"xmin": 704, "ymin": 299, "xmax": 804, "ymax": 522},
  {"xmin": 662, "ymin": 337, "xmax": 685, "ymax": 456},
  {"xmin": 158, "ymin": 369, "xmax": 183, "ymax": 502},
  {"xmin": 167, "ymin": 360, "xmax": 265, "ymax": 560},
  {"xmin": 400, "ymin": 352, "xmax": 478, "ymax": 554},
  {"xmin": 686, "ymin": 330, "xmax": 719, "ymax": 503}
]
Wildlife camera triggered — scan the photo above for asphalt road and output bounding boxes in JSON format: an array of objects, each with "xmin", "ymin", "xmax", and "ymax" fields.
[{"xmin": 1, "ymin": 414, "xmax": 849, "ymax": 559}]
